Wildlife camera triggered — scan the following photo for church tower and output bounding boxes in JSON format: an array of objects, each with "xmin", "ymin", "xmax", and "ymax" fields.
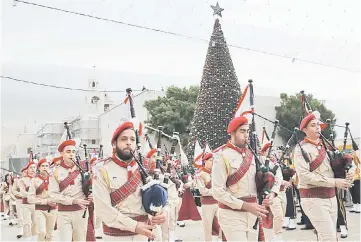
[{"xmin": 84, "ymin": 66, "xmax": 114, "ymax": 115}]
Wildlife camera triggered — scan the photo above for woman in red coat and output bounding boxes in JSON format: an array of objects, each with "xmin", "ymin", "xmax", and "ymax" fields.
[{"xmin": 177, "ymin": 166, "xmax": 201, "ymax": 226}]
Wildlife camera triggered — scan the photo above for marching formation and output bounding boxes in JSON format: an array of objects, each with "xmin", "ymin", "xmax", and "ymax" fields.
[{"xmin": 1, "ymin": 87, "xmax": 360, "ymax": 242}]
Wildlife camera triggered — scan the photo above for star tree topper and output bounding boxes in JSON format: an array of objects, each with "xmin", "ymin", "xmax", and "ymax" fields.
[{"xmin": 211, "ymin": 2, "xmax": 224, "ymax": 18}]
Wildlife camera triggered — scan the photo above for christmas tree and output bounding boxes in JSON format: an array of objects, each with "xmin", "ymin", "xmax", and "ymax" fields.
[{"xmin": 186, "ymin": 3, "xmax": 241, "ymax": 162}]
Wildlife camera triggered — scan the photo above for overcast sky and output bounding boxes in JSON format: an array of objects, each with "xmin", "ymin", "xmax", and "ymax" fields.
[{"xmin": 1, "ymin": 0, "xmax": 360, "ymax": 147}]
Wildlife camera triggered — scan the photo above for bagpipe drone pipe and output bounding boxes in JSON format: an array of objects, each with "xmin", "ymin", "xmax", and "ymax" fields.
[
  {"xmin": 248, "ymin": 80, "xmax": 277, "ymax": 234},
  {"xmin": 125, "ymin": 88, "xmax": 168, "ymax": 216},
  {"xmin": 275, "ymin": 128, "xmax": 298, "ymax": 182}
]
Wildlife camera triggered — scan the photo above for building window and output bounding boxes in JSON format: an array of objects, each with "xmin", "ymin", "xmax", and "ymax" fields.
[
  {"xmin": 92, "ymin": 82, "xmax": 96, "ymax": 88},
  {"xmin": 104, "ymin": 104, "xmax": 109, "ymax": 112},
  {"xmin": 92, "ymin": 139, "xmax": 96, "ymax": 144}
]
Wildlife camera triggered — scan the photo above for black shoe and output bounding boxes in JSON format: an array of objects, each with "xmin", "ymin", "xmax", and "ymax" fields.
[
  {"xmin": 175, "ymin": 240, "xmax": 182, "ymax": 242},
  {"xmin": 286, "ymin": 227, "xmax": 296, "ymax": 231},
  {"xmin": 337, "ymin": 228, "xmax": 341, "ymax": 232},
  {"xmin": 341, "ymin": 234, "xmax": 348, "ymax": 239},
  {"xmin": 95, "ymin": 236, "xmax": 102, "ymax": 239},
  {"xmin": 9, "ymin": 222, "xmax": 13, "ymax": 226},
  {"xmin": 16, "ymin": 235, "xmax": 22, "ymax": 239},
  {"xmin": 297, "ymin": 222, "xmax": 305, "ymax": 225},
  {"xmin": 301, "ymin": 226, "xmax": 314, "ymax": 230}
]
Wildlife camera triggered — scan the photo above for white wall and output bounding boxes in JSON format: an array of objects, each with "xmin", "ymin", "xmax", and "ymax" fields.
[
  {"xmin": 99, "ymin": 90, "xmax": 165, "ymax": 156},
  {"xmin": 253, "ymin": 95, "xmax": 283, "ymax": 146},
  {"xmin": 15, "ymin": 133, "xmax": 37, "ymax": 157}
]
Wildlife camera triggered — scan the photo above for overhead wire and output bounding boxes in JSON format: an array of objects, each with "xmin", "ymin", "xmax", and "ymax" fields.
[
  {"xmin": 13, "ymin": 0, "xmax": 360, "ymax": 73},
  {"xmin": 1, "ymin": 75, "xmax": 148, "ymax": 92}
]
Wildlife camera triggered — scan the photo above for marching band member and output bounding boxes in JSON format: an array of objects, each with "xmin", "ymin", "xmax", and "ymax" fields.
[
  {"xmin": 12, "ymin": 168, "xmax": 27, "ymax": 239},
  {"xmin": 212, "ymin": 116, "xmax": 271, "ymax": 241},
  {"xmin": 1, "ymin": 173, "xmax": 15, "ymax": 223},
  {"xmin": 147, "ymin": 147, "xmax": 179, "ymax": 242},
  {"xmin": 8, "ymin": 174, "xmax": 18, "ymax": 227},
  {"xmin": 196, "ymin": 152, "xmax": 223, "ymax": 242},
  {"xmin": 93, "ymin": 122, "xmax": 167, "ymax": 241},
  {"xmin": 282, "ymin": 156, "xmax": 297, "ymax": 231},
  {"xmin": 20, "ymin": 161, "xmax": 38, "ymax": 240},
  {"xmin": 49, "ymin": 140, "xmax": 90, "ymax": 241},
  {"xmin": 28, "ymin": 158, "xmax": 57, "ymax": 241},
  {"xmin": 294, "ymin": 112, "xmax": 354, "ymax": 241}
]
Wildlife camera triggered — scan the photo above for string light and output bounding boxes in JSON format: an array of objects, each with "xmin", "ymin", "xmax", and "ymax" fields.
[{"xmin": 12, "ymin": 0, "xmax": 360, "ymax": 73}]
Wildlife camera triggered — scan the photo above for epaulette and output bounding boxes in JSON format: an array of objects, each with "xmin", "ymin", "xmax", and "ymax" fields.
[
  {"xmin": 100, "ymin": 157, "xmax": 112, "ymax": 165},
  {"xmin": 213, "ymin": 144, "xmax": 227, "ymax": 154},
  {"xmin": 53, "ymin": 165, "xmax": 60, "ymax": 182}
]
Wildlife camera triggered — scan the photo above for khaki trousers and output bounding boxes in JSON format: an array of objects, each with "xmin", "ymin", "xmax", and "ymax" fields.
[
  {"xmin": 95, "ymin": 215, "xmax": 102, "ymax": 229},
  {"xmin": 154, "ymin": 206, "xmax": 170, "ymax": 242},
  {"xmin": 201, "ymin": 203, "xmax": 220, "ymax": 241},
  {"xmin": 15, "ymin": 199, "xmax": 23, "ymax": 235},
  {"xmin": 22, "ymin": 204, "xmax": 37, "ymax": 238},
  {"xmin": 15, "ymin": 199, "xmax": 23, "ymax": 226},
  {"xmin": 264, "ymin": 192, "xmax": 286, "ymax": 238},
  {"xmin": 3, "ymin": 198, "xmax": 11, "ymax": 217},
  {"xmin": 94, "ymin": 215, "xmax": 103, "ymax": 237},
  {"xmin": 103, "ymin": 234, "xmax": 148, "ymax": 241},
  {"xmin": 218, "ymin": 208, "xmax": 257, "ymax": 242},
  {"xmin": 35, "ymin": 209, "xmax": 57, "ymax": 241},
  {"xmin": 168, "ymin": 198, "xmax": 180, "ymax": 231},
  {"xmin": 301, "ymin": 196, "xmax": 337, "ymax": 241},
  {"xmin": 57, "ymin": 210, "xmax": 88, "ymax": 241}
]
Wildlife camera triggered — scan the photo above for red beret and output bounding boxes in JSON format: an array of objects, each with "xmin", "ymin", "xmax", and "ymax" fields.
[
  {"xmin": 51, "ymin": 157, "xmax": 62, "ymax": 166},
  {"xmin": 37, "ymin": 158, "xmax": 49, "ymax": 168},
  {"xmin": 261, "ymin": 142, "xmax": 271, "ymax": 153},
  {"xmin": 146, "ymin": 149, "xmax": 157, "ymax": 158},
  {"xmin": 90, "ymin": 157, "xmax": 97, "ymax": 165},
  {"xmin": 227, "ymin": 116, "xmax": 249, "ymax": 134},
  {"xmin": 111, "ymin": 122, "xmax": 134, "ymax": 144},
  {"xmin": 300, "ymin": 113, "xmax": 316, "ymax": 130},
  {"xmin": 58, "ymin": 140, "xmax": 76, "ymax": 152},
  {"xmin": 24, "ymin": 161, "xmax": 36, "ymax": 171},
  {"xmin": 202, "ymin": 153, "xmax": 213, "ymax": 162}
]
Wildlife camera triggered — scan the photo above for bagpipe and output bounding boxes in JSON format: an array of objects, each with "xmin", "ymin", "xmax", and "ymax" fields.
[
  {"xmin": 166, "ymin": 132, "xmax": 184, "ymax": 194},
  {"xmin": 275, "ymin": 128, "xmax": 297, "ymax": 181},
  {"xmin": 300, "ymin": 91, "xmax": 353, "ymax": 179},
  {"xmin": 63, "ymin": 122, "xmax": 92, "ymax": 218},
  {"xmin": 248, "ymin": 80, "xmax": 277, "ymax": 196},
  {"xmin": 125, "ymin": 88, "xmax": 168, "ymax": 216},
  {"xmin": 99, "ymin": 144, "xmax": 104, "ymax": 159}
]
